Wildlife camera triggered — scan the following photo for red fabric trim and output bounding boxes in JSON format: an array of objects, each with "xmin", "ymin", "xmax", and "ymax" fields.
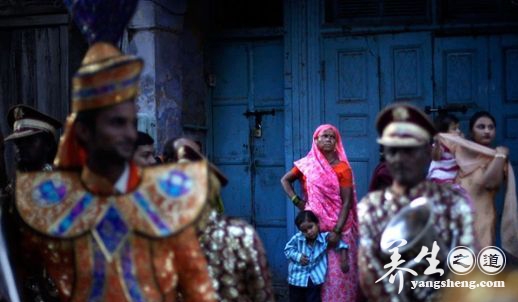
[{"xmin": 127, "ymin": 162, "xmax": 140, "ymax": 191}]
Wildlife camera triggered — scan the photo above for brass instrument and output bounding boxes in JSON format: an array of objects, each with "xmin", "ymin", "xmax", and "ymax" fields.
[{"xmin": 380, "ymin": 197, "xmax": 455, "ymax": 301}]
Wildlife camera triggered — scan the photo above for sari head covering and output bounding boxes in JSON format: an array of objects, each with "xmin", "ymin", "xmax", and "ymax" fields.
[
  {"xmin": 54, "ymin": 0, "xmax": 143, "ymax": 169},
  {"xmin": 294, "ymin": 124, "xmax": 358, "ymax": 235}
]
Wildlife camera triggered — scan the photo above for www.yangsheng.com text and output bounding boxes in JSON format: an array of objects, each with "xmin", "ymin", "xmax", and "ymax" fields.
[{"xmin": 410, "ymin": 279, "xmax": 505, "ymax": 290}]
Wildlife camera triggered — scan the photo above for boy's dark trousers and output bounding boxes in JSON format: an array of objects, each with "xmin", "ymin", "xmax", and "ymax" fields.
[{"xmin": 289, "ymin": 278, "xmax": 322, "ymax": 302}]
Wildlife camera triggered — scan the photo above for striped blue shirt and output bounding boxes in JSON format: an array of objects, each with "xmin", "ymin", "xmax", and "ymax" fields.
[{"xmin": 284, "ymin": 231, "xmax": 348, "ymax": 287}]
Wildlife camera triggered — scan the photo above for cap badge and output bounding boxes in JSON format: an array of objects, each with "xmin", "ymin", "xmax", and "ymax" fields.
[
  {"xmin": 14, "ymin": 107, "xmax": 24, "ymax": 120},
  {"xmin": 392, "ymin": 107, "xmax": 409, "ymax": 121}
]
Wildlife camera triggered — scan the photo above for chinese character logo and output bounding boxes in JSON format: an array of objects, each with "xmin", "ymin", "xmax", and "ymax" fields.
[
  {"xmin": 447, "ymin": 246, "xmax": 476, "ymax": 275},
  {"xmin": 376, "ymin": 239, "xmax": 418, "ymax": 294},
  {"xmin": 414, "ymin": 241, "xmax": 445, "ymax": 276},
  {"xmin": 477, "ymin": 246, "xmax": 506, "ymax": 275}
]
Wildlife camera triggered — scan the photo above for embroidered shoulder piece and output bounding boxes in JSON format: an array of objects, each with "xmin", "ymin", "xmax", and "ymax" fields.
[{"xmin": 16, "ymin": 161, "xmax": 208, "ymax": 239}]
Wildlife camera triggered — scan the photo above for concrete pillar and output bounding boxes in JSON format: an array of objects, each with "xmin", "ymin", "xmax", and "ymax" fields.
[{"xmin": 126, "ymin": 0, "xmax": 187, "ymax": 151}]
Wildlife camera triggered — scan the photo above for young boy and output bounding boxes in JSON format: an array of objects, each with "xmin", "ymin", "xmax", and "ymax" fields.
[{"xmin": 284, "ymin": 210, "xmax": 349, "ymax": 302}]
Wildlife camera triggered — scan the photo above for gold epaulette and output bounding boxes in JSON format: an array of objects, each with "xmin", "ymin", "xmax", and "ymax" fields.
[{"xmin": 16, "ymin": 161, "xmax": 208, "ymax": 239}]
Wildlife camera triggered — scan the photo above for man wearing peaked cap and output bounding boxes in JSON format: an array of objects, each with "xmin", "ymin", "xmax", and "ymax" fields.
[
  {"xmin": 375, "ymin": 103, "xmax": 437, "ymax": 147},
  {"xmin": 11, "ymin": 1, "xmax": 217, "ymax": 301},
  {"xmin": 4, "ymin": 105, "xmax": 62, "ymax": 172},
  {"xmin": 357, "ymin": 103, "xmax": 477, "ymax": 302},
  {"xmin": 1, "ymin": 105, "xmax": 62, "ymax": 302}
]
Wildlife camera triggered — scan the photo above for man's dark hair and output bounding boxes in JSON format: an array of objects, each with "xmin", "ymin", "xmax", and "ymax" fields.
[
  {"xmin": 75, "ymin": 107, "xmax": 102, "ymax": 133},
  {"xmin": 74, "ymin": 109, "xmax": 101, "ymax": 148},
  {"xmin": 434, "ymin": 113, "xmax": 459, "ymax": 133},
  {"xmin": 295, "ymin": 210, "xmax": 319, "ymax": 229},
  {"xmin": 136, "ymin": 131, "xmax": 154, "ymax": 146}
]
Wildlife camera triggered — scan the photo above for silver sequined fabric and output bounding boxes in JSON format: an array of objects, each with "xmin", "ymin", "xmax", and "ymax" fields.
[
  {"xmin": 357, "ymin": 181, "xmax": 477, "ymax": 302},
  {"xmin": 198, "ymin": 210, "xmax": 275, "ymax": 302}
]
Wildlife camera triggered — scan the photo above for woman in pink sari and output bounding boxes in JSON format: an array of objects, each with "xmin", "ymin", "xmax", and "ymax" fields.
[{"xmin": 281, "ymin": 124, "xmax": 358, "ymax": 302}]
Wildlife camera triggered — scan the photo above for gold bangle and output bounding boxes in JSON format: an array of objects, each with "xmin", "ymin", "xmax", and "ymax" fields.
[
  {"xmin": 291, "ymin": 195, "xmax": 300, "ymax": 205},
  {"xmin": 333, "ymin": 226, "xmax": 342, "ymax": 234},
  {"xmin": 495, "ymin": 153, "xmax": 507, "ymax": 159}
]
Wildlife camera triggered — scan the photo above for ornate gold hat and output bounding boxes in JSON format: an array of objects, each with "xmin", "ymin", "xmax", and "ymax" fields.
[{"xmin": 71, "ymin": 42, "xmax": 143, "ymax": 112}]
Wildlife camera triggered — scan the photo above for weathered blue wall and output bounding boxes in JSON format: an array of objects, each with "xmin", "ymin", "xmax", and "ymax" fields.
[{"xmin": 127, "ymin": 0, "xmax": 208, "ymax": 153}]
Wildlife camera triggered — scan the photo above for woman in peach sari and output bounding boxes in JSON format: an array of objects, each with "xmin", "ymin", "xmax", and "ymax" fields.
[
  {"xmin": 438, "ymin": 111, "xmax": 518, "ymax": 258},
  {"xmin": 281, "ymin": 124, "xmax": 358, "ymax": 302}
]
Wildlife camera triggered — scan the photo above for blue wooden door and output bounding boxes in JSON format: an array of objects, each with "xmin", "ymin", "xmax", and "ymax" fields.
[
  {"xmin": 323, "ymin": 33, "xmax": 434, "ymax": 199},
  {"xmin": 490, "ymin": 35, "xmax": 518, "ymax": 174},
  {"xmin": 323, "ymin": 36, "xmax": 380, "ymax": 199},
  {"xmin": 433, "ymin": 36, "xmax": 489, "ymax": 130},
  {"xmin": 378, "ymin": 33, "xmax": 433, "ymax": 109},
  {"xmin": 433, "ymin": 34, "xmax": 518, "ymax": 147},
  {"xmin": 209, "ymin": 39, "xmax": 287, "ymax": 285},
  {"xmin": 489, "ymin": 35, "xmax": 518, "ymax": 246}
]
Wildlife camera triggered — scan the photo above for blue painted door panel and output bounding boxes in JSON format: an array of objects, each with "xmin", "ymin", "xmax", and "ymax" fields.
[
  {"xmin": 433, "ymin": 34, "xmax": 518, "ymax": 146},
  {"xmin": 212, "ymin": 104, "xmax": 251, "ymax": 220},
  {"xmin": 433, "ymin": 34, "xmax": 518, "ymax": 147},
  {"xmin": 210, "ymin": 39, "xmax": 287, "ymax": 284},
  {"xmin": 323, "ymin": 36, "xmax": 380, "ymax": 199},
  {"xmin": 433, "ymin": 36, "xmax": 489, "ymax": 131},
  {"xmin": 379, "ymin": 33, "xmax": 433, "ymax": 108},
  {"xmin": 490, "ymin": 35, "xmax": 518, "ymax": 168},
  {"xmin": 323, "ymin": 33, "xmax": 434, "ymax": 200}
]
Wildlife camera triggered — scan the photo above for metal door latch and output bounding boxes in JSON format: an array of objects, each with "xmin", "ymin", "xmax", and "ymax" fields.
[
  {"xmin": 243, "ymin": 109, "xmax": 275, "ymax": 138},
  {"xmin": 424, "ymin": 104, "xmax": 468, "ymax": 115}
]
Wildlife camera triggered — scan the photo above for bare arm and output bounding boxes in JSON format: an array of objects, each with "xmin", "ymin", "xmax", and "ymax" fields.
[
  {"xmin": 280, "ymin": 170, "xmax": 305, "ymax": 210},
  {"xmin": 478, "ymin": 146, "xmax": 508, "ymax": 190},
  {"xmin": 328, "ymin": 187, "xmax": 352, "ymax": 245}
]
